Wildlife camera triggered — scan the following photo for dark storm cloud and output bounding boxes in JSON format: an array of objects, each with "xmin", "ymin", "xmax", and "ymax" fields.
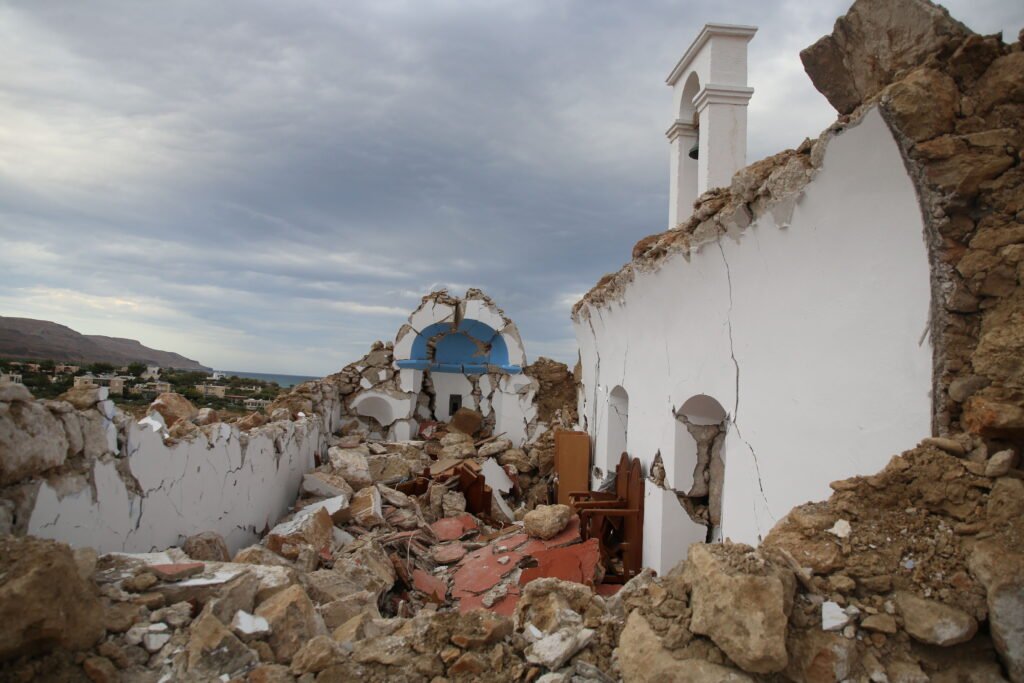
[{"xmin": 0, "ymin": 0, "xmax": 1020, "ymax": 374}]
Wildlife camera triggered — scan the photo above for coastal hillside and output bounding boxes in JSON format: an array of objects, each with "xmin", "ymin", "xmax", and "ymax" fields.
[{"xmin": 0, "ymin": 316, "xmax": 209, "ymax": 370}]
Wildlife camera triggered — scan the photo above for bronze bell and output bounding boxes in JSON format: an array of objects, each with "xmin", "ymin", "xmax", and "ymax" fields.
[{"xmin": 688, "ymin": 141, "xmax": 699, "ymax": 160}]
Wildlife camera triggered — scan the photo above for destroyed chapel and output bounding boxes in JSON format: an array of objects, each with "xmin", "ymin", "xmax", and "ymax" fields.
[{"xmin": 0, "ymin": 0, "xmax": 1023, "ymax": 681}]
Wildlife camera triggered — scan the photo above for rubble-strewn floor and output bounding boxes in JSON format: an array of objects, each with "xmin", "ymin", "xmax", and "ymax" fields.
[{"xmin": 1, "ymin": 435, "xmax": 1021, "ymax": 682}]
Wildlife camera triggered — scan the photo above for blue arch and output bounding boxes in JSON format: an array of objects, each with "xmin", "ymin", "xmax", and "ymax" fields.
[{"xmin": 398, "ymin": 319, "xmax": 520, "ymax": 374}]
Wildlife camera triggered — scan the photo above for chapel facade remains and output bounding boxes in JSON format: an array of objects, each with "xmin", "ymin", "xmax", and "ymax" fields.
[{"xmin": 0, "ymin": 0, "xmax": 1022, "ymax": 681}]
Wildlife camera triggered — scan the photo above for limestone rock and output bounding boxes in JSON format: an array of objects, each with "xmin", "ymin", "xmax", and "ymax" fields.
[
  {"xmin": 500, "ymin": 448, "xmax": 534, "ymax": 473},
  {"xmin": 59, "ymin": 384, "xmax": 104, "ymax": 410},
  {"xmin": 442, "ymin": 490, "xmax": 467, "ymax": 518},
  {"xmin": 479, "ymin": 438, "xmax": 513, "ymax": 458},
  {"xmin": 183, "ymin": 531, "xmax": 230, "ymax": 562},
  {"xmin": 883, "ymin": 68, "xmax": 958, "ymax": 142},
  {"xmin": 515, "ymin": 578, "xmax": 602, "ymax": 634},
  {"xmin": 895, "ymin": 590, "xmax": 978, "ymax": 646},
  {"xmin": 266, "ymin": 506, "xmax": 334, "ymax": 559},
  {"xmin": 984, "ymin": 449, "xmax": 1019, "ymax": 478},
  {"xmin": 440, "ymin": 431, "xmax": 473, "ymax": 447},
  {"xmin": 683, "ymin": 543, "xmax": 794, "ymax": 673},
  {"xmin": 524, "ymin": 504, "xmax": 572, "ymax": 540},
  {"xmin": 185, "ymin": 610, "xmax": 258, "ymax": 679},
  {"xmin": 526, "ymin": 627, "xmax": 595, "ymax": 671},
  {"xmin": 152, "ymin": 601, "xmax": 193, "ymax": 628},
  {"xmin": 862, "ymin": 613, "xmax": 898, "ymax": 634},
  {"xmin": 303, "ymin": 495, "xmax": 350, "ymax": 525},
  {"xmin": 236, "ymin": 411, "xmax": 267, "ymax": 431},
  {"xmin": 248, "ymin": 664, "xmax": 294, "ymax": 683},
  {"xmin": 302, "ymin": 470, "xmax": 355, "ymax": 500},
  {"xmin": 328, "ymin": 447, "xmax": 373, "ymax": 490},
  {"xmin": 449, "ymin": 407, "xmax": 483, "ymax": 435},
  {"xmin": 972, "ymin": 51, "xmax": 1024, "ymax": 114},
  {"xmin": 350, "ymin": 485, "xmax": 386, "ymax": 528},
  {"xmin": 785, "ymin": 629, "xmax": 857, "ymax": 683},
  {"xmin": 0, "ymin": 398, "xmax": 69, "ymax": 485},
  {"xmin": 617, "ymin": 611, "xmax": 753, "ymax": 683},
  {"xmin": 147, "ymin": 392, "xmax": 197, "ymax": 427},
  {"xmin": 254, "ymin": 584, "xmax": 325, "ymax": 663},
  {"xmin": 0, "ymin": 536, "xmax": 104, "ymax": 661},
  {"xmin": 233, "ymin": 545, "xmax": 295, "ymax": 568},
  {"xmin": 367, "ymin": 453, "xmax": 412, "ymax": 482},
  {"xmin": 330, "ymin": 540, "xmax": 396, "ymax": 600},
  {"xmin": 799, "ymin": 0, "xmax": 970, "ymax": 114},
  {"xmin": 207, "ymin": 570, "xmax": 260, "ymax": 624},
  {"xmin": 82, "ymin": 656, "xmax": 119, "ymax": 683},
  {"xmin": 439, "ymin": 440, "xmax": 477, "ymax": 459},
  {"xmin": 968, "ymin": 538, "xmax": 1024, "ymax": 682},
  {"xmin": 290, "ymin": 635, "xmax": 343, "ymax": 675},
  {"xmin": 318, "ymin": 590, "xmax": 381, "ymax": 630},
  {"xmin": 963, "ymin": 392, "xmax": 1024, "ymax": 436},
  {"xmin": 195, "ymin": 407, "xmax": 219, "ymax": 425},
  {"xmin": 230, "ymin": 610, "xmax": 271, "ymax": 642}
]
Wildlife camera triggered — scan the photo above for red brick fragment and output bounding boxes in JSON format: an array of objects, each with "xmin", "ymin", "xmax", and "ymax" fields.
[
  {"xmin": 412, "ymin": 569, "xmax": 447, "ymax": 602},
  {"xmin": 148, "ymin": 563, "xmax": 204, "ymax": 582}
]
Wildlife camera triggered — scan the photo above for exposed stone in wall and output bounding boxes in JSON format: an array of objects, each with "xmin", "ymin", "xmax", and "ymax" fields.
[
  {"xmin": 799, "ymin": 0, "xmax": 1024, "ymax": 442},
  {"xmin": 523, "ymin": 357, "xmax": 579, "ymax": 427}
]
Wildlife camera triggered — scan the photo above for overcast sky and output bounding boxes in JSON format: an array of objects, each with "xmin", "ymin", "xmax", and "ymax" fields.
[{"xmin": 1, "ymin": 1, "xmax": 1020, "ymax": 376}]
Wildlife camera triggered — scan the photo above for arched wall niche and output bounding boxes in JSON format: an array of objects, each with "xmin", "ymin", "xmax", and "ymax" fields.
[
  {"xmin": 606, "ymin": 385, "xmax": 630, "ymax": 470},
  {"xmin": 672, "ymin": 394, "xmax": 728, "ymax": 539}
]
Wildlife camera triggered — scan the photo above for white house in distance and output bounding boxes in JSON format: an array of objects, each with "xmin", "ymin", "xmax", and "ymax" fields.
[{"xmin": 573, "ymin": 23, "xmax": 933, "ymax": 573}]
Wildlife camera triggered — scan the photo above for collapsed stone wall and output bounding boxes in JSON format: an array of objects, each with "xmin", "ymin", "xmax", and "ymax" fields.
[
  {"xmin": 0, "ymin": 383, "xmax": 322, "ymax": 554},
  {"xmin": 801, "ymin": 0, "xmax": 1024, "ymax": 442},
  {"xmin": 0, "ymin": 287, "xmax": 575, "ymax": 554}
]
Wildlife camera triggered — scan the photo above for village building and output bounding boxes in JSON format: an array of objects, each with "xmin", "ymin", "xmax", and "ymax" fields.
[
  {"xmin": 74, "ymin": 373, "xmax": 127, "ymax": 396},
  {"xmin": 0, "ymin": 373, "xmax": 23, "ymax": 385},
  {"xmin": 128, "ymin": 380, "xmax": 172, "ymax": 396},
  {"xmin": 195, "ymin": 383, "xmax": 228, "ymax": 398},
  {"xmin": 244, "ymin": 397, "xmax": 272, "ymax": 411},
  {"xmin": 140, "ymin": 364, "xmax": 162, "ymax": 380}
]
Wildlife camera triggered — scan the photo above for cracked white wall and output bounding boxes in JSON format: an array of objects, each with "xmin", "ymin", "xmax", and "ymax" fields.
[
  {"xmin": 27, "ymin": 417, "xmax": 320, "ymax": 555},
  {"xmin": 574, "ymin": 107, "xmax": 932, "ymax": 573}
]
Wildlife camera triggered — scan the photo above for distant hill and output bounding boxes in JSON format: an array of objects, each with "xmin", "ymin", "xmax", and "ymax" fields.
[{"xmin": 0, "ymin": 316, "xmax": 210, "ymax": 370}]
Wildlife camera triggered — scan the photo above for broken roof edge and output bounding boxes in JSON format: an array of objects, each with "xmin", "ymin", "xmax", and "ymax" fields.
[
  {"xmin": 573, "ymin": 0, "xmax": 991, "ymax": 324},
  {"xmin": 570, "ymin": 113, "xmax": 848, "ymax": 323}
]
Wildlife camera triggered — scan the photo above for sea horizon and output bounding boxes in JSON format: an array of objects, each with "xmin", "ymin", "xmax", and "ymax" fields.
[{"xmin": 216, "ymin": 370, "xmax": 320, "ymax": 388}]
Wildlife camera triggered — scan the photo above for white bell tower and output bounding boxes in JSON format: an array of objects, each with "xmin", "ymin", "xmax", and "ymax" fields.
[{"xmin": 666, "ymin": 23, "xmax": 757, "ymax": 227}]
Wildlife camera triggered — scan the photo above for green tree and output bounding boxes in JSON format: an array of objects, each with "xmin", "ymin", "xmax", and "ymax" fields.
[
  {"xmin": 127, "ymin": 362, "xmax": 147, "ymax": 377},
  {"xmin": 89, "ymin": 362, "xmax": 115, "ymax": 374}
]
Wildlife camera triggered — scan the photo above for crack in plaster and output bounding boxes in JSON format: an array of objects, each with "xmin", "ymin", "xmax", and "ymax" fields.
[{"xmin": 716, "ymin": 236, "xmax": 774, "ymax": 535}]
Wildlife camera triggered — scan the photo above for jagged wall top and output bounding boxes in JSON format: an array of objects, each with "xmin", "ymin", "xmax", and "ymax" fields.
[
  {"xmin": 571, "ymin": 0, "xmax": 1019, "ymax": 323},
  {"xmin": 394, "ymin": 289, "xmax": 527, "ymax": 374}
]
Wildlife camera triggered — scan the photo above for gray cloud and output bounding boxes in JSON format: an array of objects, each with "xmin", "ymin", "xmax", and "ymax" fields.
[{"xmin": 1, "ymin": 0, "xmax": 1020, "ymax": 375}]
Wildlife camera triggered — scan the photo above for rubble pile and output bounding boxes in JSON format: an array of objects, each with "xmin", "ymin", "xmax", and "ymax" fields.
[
  {"xmin": 0, "ymin": 0, "xmax": 1021, "ymax": 681},
  {"xmin": 0, "ymin": 402, "xmax": 615, "ymax": 682},
  {"xmin": 4, "ymin": 436, "xmax": 1022, "ymax": 682}
]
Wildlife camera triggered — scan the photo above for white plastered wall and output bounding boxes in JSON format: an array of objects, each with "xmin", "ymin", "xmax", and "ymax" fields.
[
  {"xmin": 432, "ymin": 373, "xmax": 477, "ymax": 422},
  {"xmin": 575, "ymin": 107, "xmax": 932, "ymax": 573},
  {"xmin": 27, "ymin": 417, "xmax": 320, "ymax": 554}
]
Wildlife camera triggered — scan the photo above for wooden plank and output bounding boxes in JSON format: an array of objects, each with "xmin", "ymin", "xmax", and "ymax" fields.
[{"xmin": 554, "ymin": 430, "xmax": 591, "ymax": 506}]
